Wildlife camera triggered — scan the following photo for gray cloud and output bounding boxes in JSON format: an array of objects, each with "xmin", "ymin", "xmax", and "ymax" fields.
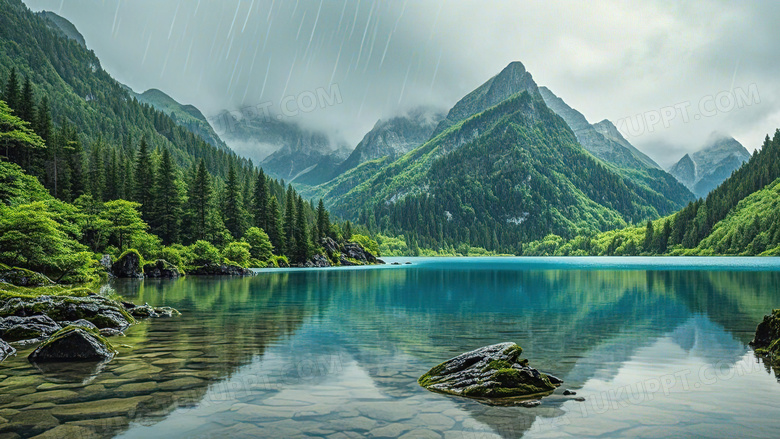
[{"xmin": 21, "ymin": 0, "xmax": 780, "ymax": 167}]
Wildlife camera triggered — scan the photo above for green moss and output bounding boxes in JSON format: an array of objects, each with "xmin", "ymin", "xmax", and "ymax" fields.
[
  {"xmin": 116, "ymin": 249, "xmax": 145, "ymax": 266},
  {"xmin": 42, "ymin": 325, "xmax": 116, "ymax": 353},
  {"xmin": 483, "ymin": 359, "xmax": 512, "ymax": 371}
]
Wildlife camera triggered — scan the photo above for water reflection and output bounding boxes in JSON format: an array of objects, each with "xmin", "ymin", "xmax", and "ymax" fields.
[{"xmin": 0, "ymin": 259, "xmax": 779, "ymax": 438}]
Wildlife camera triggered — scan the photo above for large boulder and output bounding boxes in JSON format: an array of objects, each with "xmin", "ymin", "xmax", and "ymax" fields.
[
  {"xmin": 0, "ymin": 267, "xmax": 53, "ymax": 287},
  {"xmin": 143, "ymin": 259, "xmax": 181, "ymax": 279},
  {"xmin": 0, "ymin": 315, "xmax": 62, "ymax": 342},
  {"xmin": 0, "ymin": 338, "xmax": 15, "ymax": 363},
  {"xmin": 111, "ymin": 251, "xmax": 144, "ymax": 279},
  {"xmin": 189, "ymin": 263, "xmax": 254, "ymax": 276},
  {"xmin": 418, "ymin": 342, "xmax": 561, "ymax": 399},
  {"xmin": 28, "ymin": 326, "xmax": 115, "ymax": 363},
  {"xmin": 0, "ymin": 295, "xmax": 133, "ymax": 332},
  {"xmin": 342, "ymin": 243, "xmax": 378, "ymax": 264},
  {"xmin": 751, "ymin": 309, "xmax": 780, "ymax": 358},
  {"xmin": 309, "ymin": 254, "xmax": 331, "ymax": 267}
]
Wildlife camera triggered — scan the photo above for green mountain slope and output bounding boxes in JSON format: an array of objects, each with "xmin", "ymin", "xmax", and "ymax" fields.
[
  {"xmin": 131, "ymin": 88, "xmax": 230, "ymax": 152},
  {"xmin": 0, "ymin": 0, "xmax": 248, "ymax": 181},
  {"xmin": 327, "ymin": 90, "xmax": 683, "ymax": 253},
  {"xmin": 538, "ymin": 86, "xmax": 695, "ymax": 210},
  {"xmin": 523, "ymin": 131, "xmax": 780, "ymax": 256}
]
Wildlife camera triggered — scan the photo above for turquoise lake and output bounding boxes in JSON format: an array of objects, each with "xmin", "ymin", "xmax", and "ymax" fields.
[{"xmin": 3, "ymin": 257, "xmax": 780, "ymax": 438}]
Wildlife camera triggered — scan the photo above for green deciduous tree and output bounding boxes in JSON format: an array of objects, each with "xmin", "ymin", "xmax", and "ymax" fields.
[
  {"xmin": 243, "ymin": 226, "xmax": 273, "ymax": 261},
  {"xmin": 101, "ymin": 199, "xmax": 148, "ymax": 252}
]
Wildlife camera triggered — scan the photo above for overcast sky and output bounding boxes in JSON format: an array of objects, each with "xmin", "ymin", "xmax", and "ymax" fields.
[{"xmin": 22, "ymin": 0, "xmax": 780, "ymax": 167}]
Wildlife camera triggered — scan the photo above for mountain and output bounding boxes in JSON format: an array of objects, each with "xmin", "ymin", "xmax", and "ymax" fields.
[
  {"xmin": 537, "ymin": 86, "xmax": 694, "ymax": 210},
  {"xmin": 330, "ymin": 106, "xmax": 445, "ymax": 177},
  {"xmin": 523, "ymin": 130, "xmax": 780, "ymax": 256},
  {"xmin": 214, "ymin": 111, "xmax": 350, "ymax": 183},
  {"xmin": 130, "ymin": 88, "xmax": 230, "ymax": 152},
  {"xmin": 36, "ymin": 10, "xmax": 86, "ymax": 48},
  {"xmin": 430, "ymin": 61, "xmax": 539, "ymax": 137},
  {"xmin": 668, "ymin": 134, "xmax": 751, "ymax": 198},
  {"xmin": 319, "ymin": 60, "xmax": 704, "ymax": 253}
]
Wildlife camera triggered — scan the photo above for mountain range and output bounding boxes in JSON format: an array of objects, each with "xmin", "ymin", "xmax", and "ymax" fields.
[
  {"xmin": 304, "ymin": 61, "xmax": 698, "ymax": 252},
  {"xmin": 13, "ymin": 4, "xmax": 778, "ymax": 257},
  {"xmin": 668, "ymin": 134, "xmax": 751, "ymax": 198}
]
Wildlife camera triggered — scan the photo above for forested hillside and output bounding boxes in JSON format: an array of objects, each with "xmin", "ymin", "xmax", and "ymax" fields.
[
  {"xmin": 0, "ymin": 0, "xmax": 370, "ymax": 278},
  {"xmin": 523, "ymin": 131, "xmax": 780, "ymax": 256}
]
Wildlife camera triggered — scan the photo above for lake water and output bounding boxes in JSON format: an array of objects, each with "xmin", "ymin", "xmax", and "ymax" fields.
[{"xmin": 2, "ymin": 257, "xmax": 780, "ymax": 438}]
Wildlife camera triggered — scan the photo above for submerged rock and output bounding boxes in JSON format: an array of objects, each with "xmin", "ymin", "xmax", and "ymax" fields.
[
  {"xmin": 112, "ymin": 251, "xmax": 144, "ymax": 279},
  {"xmin": 418, "ymin": 342, "xmax": 560, "ymax": 399},
  {"xmin": 0, "ymin": 315, "xmax": 62, "ymax": 342},
  {"xmin": 28, "ymin": 326, "xmax": 115, "ymax": 363},
  {"xmin": 751, "ymin": 309, "xmax": 780, "ymax": 360},
  {"xmin": 0, "ymin": 338, "xmax": 15, "ymax": 362},
  {"xmin": 143, "ymin": 259, "xmax": 181, "ymax": 278},
  {"xmin": 122, "ymin": 302, "xmax": 180, "ymax": 319}
]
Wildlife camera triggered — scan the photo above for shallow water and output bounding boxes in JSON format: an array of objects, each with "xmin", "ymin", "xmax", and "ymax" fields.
[{"xmin": 2, "ymin": 257, "xmax": 780, "ymax": 438}]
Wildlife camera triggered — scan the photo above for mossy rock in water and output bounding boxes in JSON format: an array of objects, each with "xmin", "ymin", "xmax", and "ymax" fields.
[
  {"xmin": 28, "ymin": 326, "xmax": 115, "ymax": 363},
  {"xmin": 0, "ymin": 315, "xmax": 62, "ymax": 342},
  {"xmin": 143, "ymin": 259, "xmax": 181, "ymax": 278},
  {"xmin": 111, "ymin": 249, "xmax": 144, "ymax": 279},
  {"xmin": 751, "ymin": 309, "xmax": 780, "ymax": 361},
  {"xmin": 0, "ymin": 267, "xmax": 53, "ymax": 287},
  {"xmin": 418, "ymin": 342, "xmax": 561, "ymax": 399}
]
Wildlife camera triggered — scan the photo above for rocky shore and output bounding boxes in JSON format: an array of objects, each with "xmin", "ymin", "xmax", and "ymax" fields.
[{"xmin": 0, "ymin": 267, "xmax": 179, "ymax": 365}]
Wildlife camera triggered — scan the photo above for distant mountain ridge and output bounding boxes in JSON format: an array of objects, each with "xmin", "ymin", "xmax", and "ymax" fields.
[
  {"xmin": 668, "ymin": 134, "xmax": 751, "ymax": 198},
  {"xmin": 332, "ymin": 106, "xmax": 446, "ymax": 177},
  {"xmin": 129, "ymin": 88, "xmax": 231, "ymax": 152},
  {"xmin": 213, "ymin": 111, "xmax": 350, "ymax": 182},
  {"xmin": 37, "ymin": 10, "xmax": 86, "ymax": 48}
]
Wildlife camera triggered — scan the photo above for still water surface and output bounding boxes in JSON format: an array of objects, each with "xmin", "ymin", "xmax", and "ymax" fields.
[{"xmin": 2, "ymin": 257, "xmax": 780, "ymax": 438}]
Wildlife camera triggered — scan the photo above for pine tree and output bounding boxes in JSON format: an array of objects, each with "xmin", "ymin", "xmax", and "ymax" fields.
[
  {"xmin": 188, "ymin": 159, "xmax": 212, "ymax": 242},
  {"xmin": 266, "ymin": 195, "xmax": 284, "ymax": 253},
  {"xmin": 105, "ymin": 150, "xmax": 120, "ymax": 200},
  {"xmin": 643, "ymin": 220, "xmax": 655, "ymax": 252},
  {"xmin": 294, "ymin": 195, "xmax": 310, "ymax": 263},
  {"xmin": 344, "ymin": 221, "xmax": 353, "ymax": 241},
  {"xmin": 134, "ymin": 138, "xmax": 154, "ymax": 220},
  {"xmin": 88, "ymin": 143, "xmax": 105, "ymax": 201},
  {"xmin": 152, "ymin": 148, "xmax": 182, "ymax": 244},
  {"xmin": 3, "ymin": 68, "xmax": 19, "ymax": 111},
  {"xmin": 283, "ymin": 185, "xmax": 296, "ymax": 253},
  {"xmin": 253, "ymin": 168, "xmax": 268, "ymax": 230},
  {"xmin": 316, "ymin": 198, "xmax": 329, "ymax": 242},
  {"xmin": 18, "ymin": 76, "xmax": 35, "ymax": 123},
  {"xmin": 223, "ymin": 164, "xmax": 243, "ymax": 239}
]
